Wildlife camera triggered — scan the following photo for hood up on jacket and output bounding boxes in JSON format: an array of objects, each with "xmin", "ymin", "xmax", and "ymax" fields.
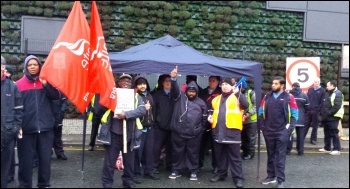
[
  {"xmin": 134, "ymin": 75, "xmax": 151, "ymax": 93},
  {"xmin": 185, "ymin": 81, "xmax": 199, "ymax": 100},
  {"xmin": 24, "ymin": 55, "xmax": 42, "ymax": 82},
  {"xmin": 290, "ymin": 87, "xmax": 302, "ymax": 96}
]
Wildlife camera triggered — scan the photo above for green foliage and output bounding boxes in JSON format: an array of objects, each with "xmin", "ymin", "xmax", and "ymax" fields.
[
  {"xmin": 168, "ymin": 25, "xmax": 178, "ymax": 36},
  {"xmin": 185, "ymin": 19, "xmax": 197, "ymax": 30},
  {"xmin": 124, "ymin": 6, "xmax": 134, "ymax": 16},
  {"xmin": 201, "ymin": 6, "xmax": 209, "ymax": 17},
  {"xmin": 191, "ymin": 28, "xmax": 201, "ymax": 40},
  {"xmin": 270, "ymin": 40, "xmax": 286, "ymax": 50},
  {"xmin": 178, "ymin": 11, "xmax": 191, "ymax": 20},
  {"xmin": 230, "ymin": 15, "xmax": 238, "ymax": 24},
  {"xmin": 271, "ymin": 17, "xmax": 281, "ymax": 24},
  {"xmin": 247, "ymin": 1, "xmax": 260, "ymax": 9},
  {"xmin": 229, "ymin": 1, "xmax": 240, "ymax": 8},
  {"xmin": 43, "ymin": 8, "xmax": 53, "ymax": 17},
  {"xmin": 153, "ymin": 24, "xmax": 165, "ymax": 34},
  {"xmin": 332, "ymin": 51, "xmax": 342, "ymax": 60},
  {"xmin": 211, "ymin": 39, "xmax": 222, "ymax": 48},
  {"xmin": 293, "ymin": 47, "xmax": 305, "ymax": 56},
  {"xmin": 1, "ymin": 22, "xmax": 10, "ymax": 30}
]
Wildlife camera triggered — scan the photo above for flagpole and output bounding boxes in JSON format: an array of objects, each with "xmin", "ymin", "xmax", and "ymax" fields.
[
  {"xmin": 123, "ymin": 119, "xmax": 127, "ymax": 153},
  {"xmin": 81, "ymin": 109, "xmax": 88, "ymax": 180}
]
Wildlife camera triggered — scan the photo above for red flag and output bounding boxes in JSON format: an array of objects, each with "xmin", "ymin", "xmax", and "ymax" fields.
[
  {"xmin": 40, "ymin": 1, "xmax": 93, "ymax": 113},
  {"xmin": 89, "ymin": 1, "xmax": 117, "ymax": 110}
]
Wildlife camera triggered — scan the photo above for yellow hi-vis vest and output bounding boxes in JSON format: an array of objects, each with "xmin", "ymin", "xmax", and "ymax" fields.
[
  {"xmin": 87, "ymin": 95, "xmax": 96, "ymax": 121},
  {"xmin": 247, "ymin": 89, "xmax": 257, "ymax": 121},
  {"xmin": 211, "ymin": 94, "xmax": 243, "ymax": 130},
  {"xmin": 134, "ymin": 93, "xmax": 143, "ymax": 130},
  {"xmin": 331, "ymin": 88, "xmax": 344, "ymax": 119}
]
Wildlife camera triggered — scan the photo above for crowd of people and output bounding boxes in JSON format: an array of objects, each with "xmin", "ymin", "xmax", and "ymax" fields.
[{"xmin": 1, "ymin": 55, "xmax": 345, "ymax": 188}]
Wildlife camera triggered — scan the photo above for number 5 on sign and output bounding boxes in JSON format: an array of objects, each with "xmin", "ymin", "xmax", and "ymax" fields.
[{"xmin": 286, "ymin": 57, "xmax": 320, "ymax": 92}]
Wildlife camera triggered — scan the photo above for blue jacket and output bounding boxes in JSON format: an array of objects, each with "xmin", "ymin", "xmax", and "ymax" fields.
[
  {"xmin": 290, "ymin": 87, "xmax": 309, "ymax": 127},
  {"xmin": 1, "ymin": 77, "xmax": 23, "ymax": 149},
  {"xmin": 16, "ymin": 55, "xmax": 60, "ymax": 133}
]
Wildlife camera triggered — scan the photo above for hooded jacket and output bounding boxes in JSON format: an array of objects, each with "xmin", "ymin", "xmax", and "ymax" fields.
[
  {"xmin": 170, "ymin": 81, "xmax": 208, "ymax": 138},
  {"xmin": 134, "ymin": 75, "xmax": 154, "ymax": 127},
  {"xmin": 15, "ymin": 55, "xmax": 60, "ymax": 133},
  {"xmin": 290, "ymin": 87, "xmax": 309, "ymax": 127}
]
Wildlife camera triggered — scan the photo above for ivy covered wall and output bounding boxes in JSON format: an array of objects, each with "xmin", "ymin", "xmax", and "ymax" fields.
[{"xmin": 1, "ymin": 1, "xmax": 348, "ymax": 126}]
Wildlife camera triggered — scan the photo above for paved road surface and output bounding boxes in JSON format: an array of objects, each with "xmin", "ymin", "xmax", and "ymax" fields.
[{"xmin": 7, "ymin": 147, "xmax": 349, "ymax": 188}]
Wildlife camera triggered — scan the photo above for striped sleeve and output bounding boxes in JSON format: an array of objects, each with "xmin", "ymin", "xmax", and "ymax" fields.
[{"xmin": 289, "ymin": 95, "xmax": 299, "ymax": 121}]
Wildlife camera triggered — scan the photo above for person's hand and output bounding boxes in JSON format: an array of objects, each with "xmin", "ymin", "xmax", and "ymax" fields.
[
  {"xmin": 145, "ymin": 100, "xmax": 151, "ymax": 111},
  {"xmin": 170, "ymin": 66, "xmax": 178, "ymax": 78},
  {"xmin": 233, "ymin": 86, "xmax": 239, "ymax": 94},
  {"xmin": 114, "ymin": 111, "xmax": 126, "ymax": 119},
  {"xmin": 39, "ymin": 78, "xmax": 47, "ymax": 86},
  {"xmin": 207, "ymin": 115, "xmax": 213, "ymax": 124},
  {"xmin": 18, "ymin": 127, "xmax": 23, "ymax": 139}
]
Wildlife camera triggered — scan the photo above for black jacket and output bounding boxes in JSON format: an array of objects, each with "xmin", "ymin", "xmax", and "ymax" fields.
[
  {"xmin": 170, "ymin": 81, "xmax": 208, "ymax": 138},
  {"xmin": 1, "ymin": 77, "xmax": 23, "ymax": 149},
  {"xmin": 290, "ymin": 87, "xmax": 309, "ymax": 127},
  {"xmin": 52, "ymin": 95, "xmax": 67, "ymax": 127},
  {"xmin": 134, "ymin": 75, "xmax": 154, "ymax": 127},
  {"xmin": 152, "ymin": 80, "xmax": 177, "ymax": 130},
  {"xmin": 321, "ymin": 88, "xmax": 343, "ymax": 122}
]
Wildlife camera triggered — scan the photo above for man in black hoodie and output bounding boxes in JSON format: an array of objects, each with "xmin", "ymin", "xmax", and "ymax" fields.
[
  {"xmin": 133, "ymin": 75, "xmax": 159, "ymax": 180},
  {"xmin": 287, "ymin": 82, "xmax": 309, "ymax": 156},
  {"xmin": 168, "ymin": 66, "xmax": 208, "ymax": 181}
]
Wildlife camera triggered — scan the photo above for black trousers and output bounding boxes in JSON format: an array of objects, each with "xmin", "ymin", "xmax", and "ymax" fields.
[
  {"xmin": 213, "ymin": 142, "xmax": 243, "ymax": 180},
  {"xmin": 241, "ymin": 122, "xmax": 257, "ymax": 157},
  {"xmin": 287, "ymin": 127, "xmax": 305, "ymax": 154},
  {"xmin": 53, "ymin": 125, "xmax": 64, "ymax": 156},
  {"xmin": 134, "ymin": 126, "xmax": 155, "ymax": 176},
  {"xmin": 102, "ymin": 132, "xmax": 135, "ymax": 188},
  {"xmin": 322, "ymin": 119, "xmax": 341, "ymax": 151},
  {"xmin": 1, "ymin": 139, "xmax": 15, "ymax": 188},
  {"xmin": 263, "ymin": 130, "xmax": 289, "ymax": 183},
  {"xmin": 89, "ymin": 115, "xmax": 102, "ymax": 147},
  {"xmin": 199, "ymin": 130, "xmax": 216, "ymax": 169},
  {"xmin": 17, "ymin": 130, "xmax": 54, "ymax": 188},
  {"xmin": 171, "ymin": 132, "xmax": 203, "ymax": 174},
  {"xmin": 304, "ymin": 110, "xmax": 320, "ymax": 142},
  {"xmin": 153, "ymin": 127, "xmax": 172, "ymax": 170}
]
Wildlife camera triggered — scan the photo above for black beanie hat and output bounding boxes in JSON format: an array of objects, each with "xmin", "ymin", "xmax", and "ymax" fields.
[
  {"xmin": 136, "ymin": 78, "xmax": 147, "ymax": 85},
  {"xmin": 220, "ymin": 77, "xmax": 234, "ymax": 86}
]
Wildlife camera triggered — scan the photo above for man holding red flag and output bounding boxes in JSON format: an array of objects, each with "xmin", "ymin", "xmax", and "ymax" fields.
[{"xmin": 40, "ymin": 1, "xmax": 94, "ymax": 113}]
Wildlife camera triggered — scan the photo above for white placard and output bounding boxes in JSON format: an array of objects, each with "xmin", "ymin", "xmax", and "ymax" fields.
[
  {"xmin": 286, "ymin": 57, "xmax": 320, "ymax": 92},
  {"xmin": 114, "ymin": 88, "xmax": 134, "ymax": 114}
]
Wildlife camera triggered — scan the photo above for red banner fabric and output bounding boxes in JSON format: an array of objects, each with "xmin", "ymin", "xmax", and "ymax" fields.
[
  {"xmin": 40, "ymin": 1, "xmax": 93, "ymax": 113},
  {"xmin": 89, "ymin": 1, "xmax": 117, "ymax": 111}
]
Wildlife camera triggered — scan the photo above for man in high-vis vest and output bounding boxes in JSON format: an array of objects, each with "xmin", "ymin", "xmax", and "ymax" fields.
[
  {"xmin": 239, "ymin": 80, "xmax": 258, "ymax": 160},
  {"xmin": 208, "ymin": 77, "xmax": 248, "ymax": 188},
  {"xmin": 258, "ymin": 76, "xmax": 298, "ymax": 188},
  {"xmin": 101, "ymin": 74, "xmax": 147, "ymax": 188},
  {"xmin": 319, "ymin": 80, "xmax": 344, "ymax": 155}
]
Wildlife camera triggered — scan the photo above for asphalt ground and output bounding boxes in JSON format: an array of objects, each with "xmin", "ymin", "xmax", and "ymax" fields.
[{"xmin": 7, "ymin": 147, "xmax": 349, "ymax": 188}]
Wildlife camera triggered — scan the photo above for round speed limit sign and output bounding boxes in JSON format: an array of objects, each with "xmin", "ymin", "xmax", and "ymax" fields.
[{"xmin": 286, "ymin": 57, "xmax": 320, "ymax": 91}]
